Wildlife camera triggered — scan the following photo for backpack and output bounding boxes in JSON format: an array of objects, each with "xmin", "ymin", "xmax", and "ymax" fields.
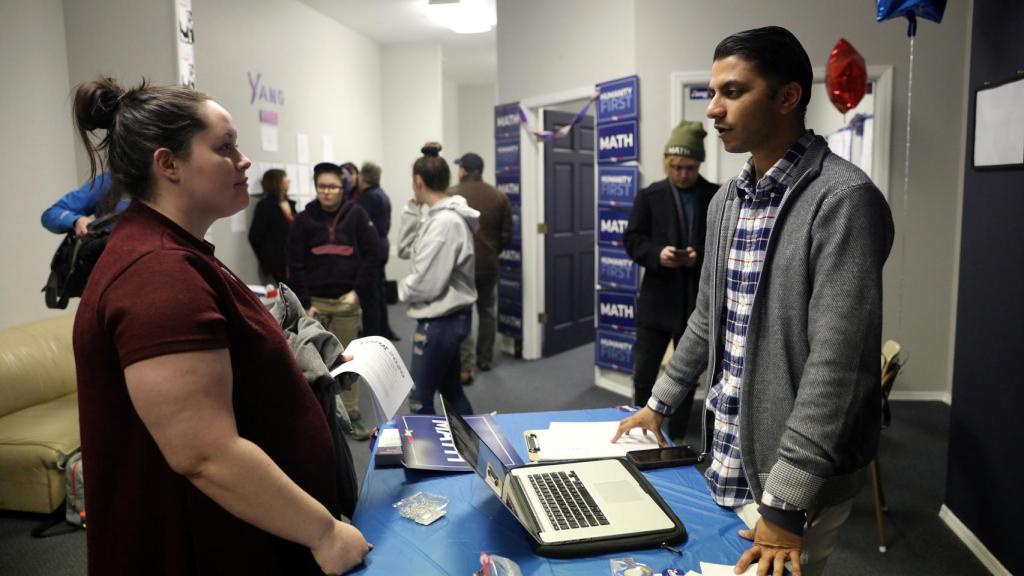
[
  {"xmin": 43, "ymin": 210, "xmax": 122, "ymax": 309},
  {"xmin": 30, "ymin": 449, "xmax": 86, "ymax": 537}
]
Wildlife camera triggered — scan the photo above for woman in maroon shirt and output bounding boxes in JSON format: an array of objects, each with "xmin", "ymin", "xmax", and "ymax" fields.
[{"xmin": 71, "ymin": 77, "xmax": 370, "ymax": 575}]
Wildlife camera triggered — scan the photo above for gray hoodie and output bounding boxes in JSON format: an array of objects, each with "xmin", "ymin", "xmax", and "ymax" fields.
[{"xmin": 397, "ymin": 194, "xmax": 479, "ymax": 319}]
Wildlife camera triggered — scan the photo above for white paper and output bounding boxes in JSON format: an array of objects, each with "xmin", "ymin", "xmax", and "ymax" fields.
[
  {"xmin": 825, "ymin": 128, "xmax": 852, "ymax": 162},
  {"xmin": 248, "ymin": 164, "xmax": 262, "ymax": 196},
  {"xmin": 284, "ymin": 163, "xmax": 299, "ymax": 194},
  {"xmin": 322, "ymin": 134, "xmax": 335, "ymax": 162},
  {"xmin": 230, "ymin": 209, "xmax": 247, "ymax": 232},
  {"xmin": 296, "ymin": 164, "xmax": 311, "ymax": 197},
  {"xmin": 330, "ymin": 336, "xmax": 413, "ymax": 426},
  {"xmin": 261, "ymin": 124, "xmax": 279, "ymax": 152},
  {"xmin": 860, "ymin": 116, "xmax": 874, "ymax": 179},
  {"xmin": 700, "ymin": 562, "xmax": 756, "ymax": 576},
  {"xmin": 296, "ymin": 133, "xmax": 310, "ymax": 164},
  {"xmin": 528, "ymin": 421, "xmax": 660, "ymax": 460},
  {"xmin": 974, "ymin": 77, "xmax": 1024, "ymax": 167}
]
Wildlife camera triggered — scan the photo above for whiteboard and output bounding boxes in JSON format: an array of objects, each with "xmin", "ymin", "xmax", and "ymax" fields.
[{"xmin": 973, "ymin": 77, "xmax": 1024, "ymax": 168}]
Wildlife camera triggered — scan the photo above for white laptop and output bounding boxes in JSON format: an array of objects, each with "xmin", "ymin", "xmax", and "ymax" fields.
[{"xmin": 441, "ymin": 398, "xmax": 681, "ymax": 548}]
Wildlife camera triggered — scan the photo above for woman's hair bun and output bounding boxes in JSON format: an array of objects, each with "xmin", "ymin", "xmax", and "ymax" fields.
[
  {"xmin": 73, "ymin": 76, "xmax": 127, "ymax": 132},
  {"xmin": 421, "ymin": 142, "xmax": 442, "ymax": 157}
]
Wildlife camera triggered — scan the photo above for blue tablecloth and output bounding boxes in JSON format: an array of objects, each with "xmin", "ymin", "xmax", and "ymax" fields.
[{"xmin": 350, "ymin": 408, "xmax": 749, "ymax": 574}]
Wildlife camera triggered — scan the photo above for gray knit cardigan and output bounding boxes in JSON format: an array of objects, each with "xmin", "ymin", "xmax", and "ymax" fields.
[{"xmin": 651, "ymin": 136, "xmax": 895, "ymax": 510}]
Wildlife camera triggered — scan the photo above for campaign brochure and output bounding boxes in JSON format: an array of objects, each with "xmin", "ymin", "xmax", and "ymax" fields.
[{"xmin": 398, "ymin": 414, "xmax": 525, "ymax": 472}]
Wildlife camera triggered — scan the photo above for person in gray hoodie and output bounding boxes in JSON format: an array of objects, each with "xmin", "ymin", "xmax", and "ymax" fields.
[{"xmin": 397, "ymin": 143, "xmax": 479, "ymax": 415}]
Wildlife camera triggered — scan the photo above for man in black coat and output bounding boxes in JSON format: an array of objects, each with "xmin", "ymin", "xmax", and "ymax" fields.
[{"xmin": 624, "ymin": 120, "xmax": 717, "ymax": 442}]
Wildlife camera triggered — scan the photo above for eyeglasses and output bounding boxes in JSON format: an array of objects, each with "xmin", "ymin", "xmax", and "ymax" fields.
[{"xmin": 316, "ymin": 184, "xmax": 343, "ymax": 192}]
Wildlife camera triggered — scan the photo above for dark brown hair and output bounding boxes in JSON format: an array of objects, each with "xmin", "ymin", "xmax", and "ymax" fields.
[
  {"xmin": 73, "ymin": 76, "xmax": 211, "ymax": 201},
  {"xmin": 261, "ymin": 168, "xmax": 287, "ymax": 201},
  {"xmin": 412, "ymin": 142, "xmax": 450, "ymax": 192}
]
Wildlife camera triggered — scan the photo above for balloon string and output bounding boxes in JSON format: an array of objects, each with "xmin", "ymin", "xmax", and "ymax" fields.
[{"xmin": 897, "ymin": 34, "xmax": 915, "ymax": 334}]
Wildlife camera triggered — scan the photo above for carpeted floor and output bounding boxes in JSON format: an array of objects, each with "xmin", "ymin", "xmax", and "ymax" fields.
[{"xmin": 0, "ymin": 305, "xmax": 987, "ymax": 575}]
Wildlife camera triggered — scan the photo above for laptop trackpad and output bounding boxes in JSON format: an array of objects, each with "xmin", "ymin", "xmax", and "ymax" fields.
[{"xmin": 594, "ymin": 480, "xmax": 643, "ymax": 504}]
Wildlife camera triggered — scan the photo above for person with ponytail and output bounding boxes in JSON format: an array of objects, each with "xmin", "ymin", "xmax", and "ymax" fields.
[
  {"xmin": 397, "ymin": 142, "xmax": 479, "ymax": 415},
  {"xmin": 248, "ymin": 168, "xmax": 296, "ymax": 284},
  {"xmin": 70, "ymin": 77, "xmax": 371, "ymax": 575}
]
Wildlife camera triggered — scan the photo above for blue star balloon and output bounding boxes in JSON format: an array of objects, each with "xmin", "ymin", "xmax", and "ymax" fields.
[{"xmin": 877, "ymin": 0, "xmax": 947, "ymax": 36}]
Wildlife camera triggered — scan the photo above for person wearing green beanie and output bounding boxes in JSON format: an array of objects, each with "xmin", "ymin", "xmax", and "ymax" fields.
[{"xmin": 623, "ymin": 119, "xmax": 719, "ymax": 443}]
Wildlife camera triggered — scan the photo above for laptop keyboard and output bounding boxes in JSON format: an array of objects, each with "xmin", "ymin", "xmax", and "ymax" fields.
[{"xmin": 528, "ymin": 470, "xmax": 609, "ymax": 531}]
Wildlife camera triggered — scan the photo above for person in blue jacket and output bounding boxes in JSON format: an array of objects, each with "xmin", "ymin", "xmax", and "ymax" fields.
[{"xmin": 41, "ymin": 172, "xmax": 129, "ymax": 236}]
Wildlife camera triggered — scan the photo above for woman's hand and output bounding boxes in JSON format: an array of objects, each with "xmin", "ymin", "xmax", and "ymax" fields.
[{"xmin": 310, "ymin": 520, "xmax": 372, "ymax": 575}]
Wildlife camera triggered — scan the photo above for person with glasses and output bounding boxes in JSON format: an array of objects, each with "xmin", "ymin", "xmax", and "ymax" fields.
[{"xmin": 287, "ymin": 162, "xmax": 381, "ymax": 440}]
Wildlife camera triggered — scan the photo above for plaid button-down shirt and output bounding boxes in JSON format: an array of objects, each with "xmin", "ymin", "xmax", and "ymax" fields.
[{"xmin": 649, "ymin": 131, "xmax": 815, "ymax": 511}]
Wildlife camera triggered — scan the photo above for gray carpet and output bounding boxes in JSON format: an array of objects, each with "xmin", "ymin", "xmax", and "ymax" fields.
[{"xmin": 0, "ymin": 305, "xmax": 987, "ymax": 575}]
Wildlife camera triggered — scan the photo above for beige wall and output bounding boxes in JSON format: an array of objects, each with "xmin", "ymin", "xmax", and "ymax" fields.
[
  {"xmin": 497, "ymin": 0, "xmax": 973, "ymax": 397},
  {"xmin": 194, "ymin": 0, "xmax": 384, "ymax": 284},
  {"xmin": 381, "ymin": 42, "xmax": 444, "ymax": 280},
  {"xmin": 0, "ymin": 0, "xmax": 80, "ymax": 329},
  {"xmin": 457, "ymin": 83, "xmax": 498, "ymax": 185}
]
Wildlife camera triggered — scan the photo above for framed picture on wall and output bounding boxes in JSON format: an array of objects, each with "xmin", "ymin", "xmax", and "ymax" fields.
[{"xmin": 972, "ymin": 74, "xmax": 1024, "ymax": 170}]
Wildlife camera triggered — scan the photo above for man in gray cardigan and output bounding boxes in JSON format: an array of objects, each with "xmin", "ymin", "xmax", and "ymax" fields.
[{"xmin": 615, "ymin": 27, "xmax": 893, "ymax": 576}]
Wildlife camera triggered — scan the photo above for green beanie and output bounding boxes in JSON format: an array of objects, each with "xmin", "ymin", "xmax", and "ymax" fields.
[{"xmin": 664, "ymin": 120, "xmax": 707, "ymax": 161}]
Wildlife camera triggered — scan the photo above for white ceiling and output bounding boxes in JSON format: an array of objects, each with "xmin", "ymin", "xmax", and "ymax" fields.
[{"xmin": 298, "ymin": 0, "xmax": 497, "ymax": 85}]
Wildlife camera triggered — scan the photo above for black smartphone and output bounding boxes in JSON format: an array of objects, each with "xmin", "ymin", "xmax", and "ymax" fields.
[{"xmin": 626, "ymin": 445, "xmax": 703, "ymax": 470}]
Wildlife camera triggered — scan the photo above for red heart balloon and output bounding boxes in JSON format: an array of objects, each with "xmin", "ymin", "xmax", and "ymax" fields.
[{"xmin": 826, "ymin": 38, "xmax": 867, "ymax": 113}]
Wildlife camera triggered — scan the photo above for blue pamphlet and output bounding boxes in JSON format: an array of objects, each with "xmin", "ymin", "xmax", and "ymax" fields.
[{"xmin": 398, "ymin": 414, "xmax": 525, "ymax": 472}]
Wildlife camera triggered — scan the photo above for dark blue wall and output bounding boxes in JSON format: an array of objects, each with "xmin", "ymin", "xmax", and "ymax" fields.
[{"xmin": 947, "ymin": 1, "xmax": 1024, "ymax": 573}]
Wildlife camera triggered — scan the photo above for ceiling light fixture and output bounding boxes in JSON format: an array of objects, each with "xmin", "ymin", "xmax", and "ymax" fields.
[{"xmin": 425, "ymin": 0, "xmax": 496, "ymax": 34}]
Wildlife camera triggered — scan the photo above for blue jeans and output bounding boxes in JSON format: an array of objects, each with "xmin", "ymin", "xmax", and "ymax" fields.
[{"xmin": 409, "ymin": 307, "xmax": 474, "ymax": 415}]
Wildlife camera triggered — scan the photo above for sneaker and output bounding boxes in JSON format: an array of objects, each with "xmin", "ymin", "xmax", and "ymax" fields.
[
  {"xmin": 346, "ymin": 409, "xmax": 372, "ymax": 441},
  {"xmin": 460, "ymin": 370, "xmax": 474, "ymax": 386}
]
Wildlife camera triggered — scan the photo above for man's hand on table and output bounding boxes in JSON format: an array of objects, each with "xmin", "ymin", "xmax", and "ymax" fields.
[
  {"xmin": 611, "ymin": 406, "xmax": 668, "ymax": 446},
  {"xmin": 735, "ymin": 517, "xmax": 803, "ymax": 576}
]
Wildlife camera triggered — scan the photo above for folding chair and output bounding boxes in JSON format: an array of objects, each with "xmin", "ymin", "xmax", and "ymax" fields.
[{"xmin": 871, "ymin": 339, "xmax": 903, "ymax": 552}]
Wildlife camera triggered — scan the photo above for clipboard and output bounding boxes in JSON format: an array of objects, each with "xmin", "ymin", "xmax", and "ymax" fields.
[{"xmin": 523, "ymin": 422, "xmax": 661, "ymax": 462}]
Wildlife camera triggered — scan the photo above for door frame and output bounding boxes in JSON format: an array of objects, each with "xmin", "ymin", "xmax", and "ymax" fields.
[
  {"xmin": 670, "ymin": 66, "xmax": 894, "ymax": 198},
  {"xmin": 517, "ymin": 85, "xmax": 597, "ymax": 360}
]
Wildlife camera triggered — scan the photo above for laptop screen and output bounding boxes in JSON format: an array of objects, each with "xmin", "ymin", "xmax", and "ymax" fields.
[{"xmin": 441, "ymin": 397, "xmax": 508, "ymax": 498}]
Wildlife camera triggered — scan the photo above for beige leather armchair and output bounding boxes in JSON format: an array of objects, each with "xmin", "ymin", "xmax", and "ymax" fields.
[{"xmin": 0, "ymin": 315, "xmax": 80, "ymax": 513}]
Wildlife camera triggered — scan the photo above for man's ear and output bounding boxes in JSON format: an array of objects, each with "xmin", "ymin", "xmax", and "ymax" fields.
[
  {"xmin": 778, "ymin": 81, "xmax": 803, "ymax": 116},
  {"xmin": 153, "ymin": 148, "xmax": 181, "ymax": 184}
]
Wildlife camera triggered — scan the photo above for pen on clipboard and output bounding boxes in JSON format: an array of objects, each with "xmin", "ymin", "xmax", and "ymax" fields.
[{"xmin": 525, "ymin": 433, "xmax": 541, "ymax": 453}]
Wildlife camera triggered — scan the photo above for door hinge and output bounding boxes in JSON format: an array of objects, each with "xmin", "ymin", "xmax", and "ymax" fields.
[
  {"xmin": 538, "ymin": 312, "xmax": 547, "ymax": 325},
  {"xmin": 537, "ymin": 223, "xmax": 547, "ymax": 234}
]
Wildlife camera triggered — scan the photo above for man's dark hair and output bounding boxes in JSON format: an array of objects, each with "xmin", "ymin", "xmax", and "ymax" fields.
[{"xmin": 713, "ymin": 26, "xmax": 812, "ymax": 118}]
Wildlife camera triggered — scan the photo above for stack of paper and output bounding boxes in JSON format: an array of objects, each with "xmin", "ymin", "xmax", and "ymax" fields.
[
  {"xmin": 525, "ymin": 420, "xmax": 660, "ymax": 461},
  {"xmin": 329, "ymin": 336, "xmax": 413, "ymax": 426},
  {"xmin": 658, "ymin": 563, "xmax": 755, "ymax": 576}
]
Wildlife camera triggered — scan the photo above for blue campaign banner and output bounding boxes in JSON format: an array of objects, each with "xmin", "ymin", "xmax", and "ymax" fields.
[
  {"xmin": 597, "ymin": 245, "xmax": 639, "ymax": 291},
  {"xmin": 511, "ymin": 209, "xmax": 521, "ymax": 242},
  {"xmin": 398, "ymin": 414, "xmax": 525, "ymax": 472},
  {"xmin": 597, "ymin": 205, "xmax": 630, "ymax": 246},
  {"xmin": 594, "ymin": 328, "xmax": 637, "ymax": 373},
  {"xmin": 496, "ymin": 173, "xmax": 520, "ymax": 206},
  {"xmin": 498, "ymin": 239, "xmax": 522, "ymax": 272},
  {"xmin": 496, "ymin": 139, "xmax": 520, "ymax": 174},
  {"xmin": 596, "ymin": 76, "xmax": 639, "ymax": 124},
  {"xmin": 598, "ymin": 165, "xmax": 640, "ymax": 206},
  {"xmin": 597, "ymin": 290, "xmax": 638, "ymax": 331},
  {"xmin": 498, "ymin": 273, "xmax": 522, "ymax": 302},
  {"xmin": 597, "ymin": 120, "xmax": 639, "ymax": 163},
  {"xmin": 498, "ymin": 300, "xmax": 523, "ymax": 337},
  {"xmin": 495, "ymin": 102, "xmax": 520, "ymax": 141}
]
